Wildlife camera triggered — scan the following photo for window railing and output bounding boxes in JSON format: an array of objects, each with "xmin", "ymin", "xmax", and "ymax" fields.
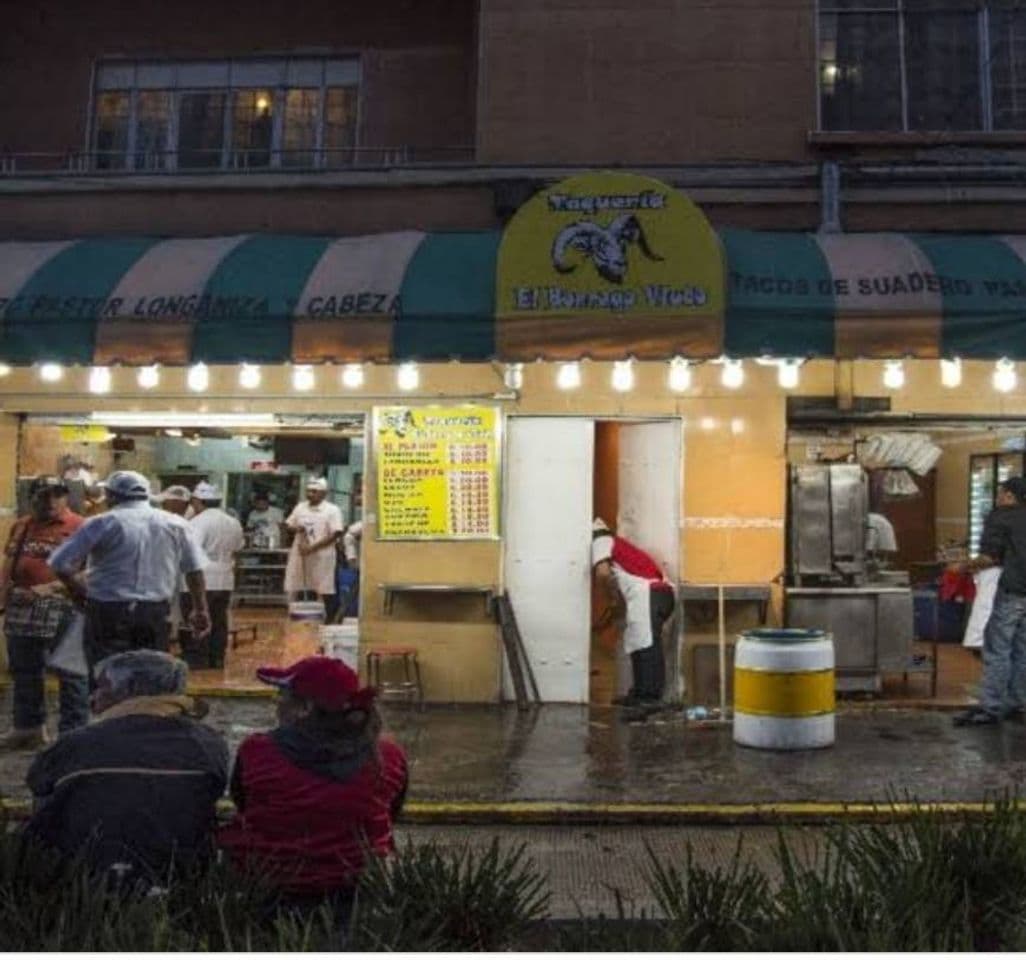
[{"xmin": 0, "ymin": 145, "xmax": 476, "ymax": 176}]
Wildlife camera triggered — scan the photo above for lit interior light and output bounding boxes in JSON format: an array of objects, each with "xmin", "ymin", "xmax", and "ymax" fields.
[
  {"xmin": 341, "ymin": 364, "xmax": 365, "ymax": 389},
  {"xmin": 137, "ymin": 365, "xmax": 160, "ymax": 389},
  {"xmin": 731, "ymin": 418, "xmax": 746, "ymax": 435},
  {"xmin": 165, "ymin": 428, "xmax": 183, "ymax": 438},
  {"xmin": 721, "ymin": 358, "xmax": 744, "ymax": 390},
  {"xmin": 994, "ymin": 357, "xmax": 1018, "ymax": 394},
  {"xmin": 611, "ymin": 360, "xmax": 634, "ymax": 393},
  {"xmin": 0, "ymin": 363, "xmax": 12, "ymax": 378},
  {"xmin": 700, "ymin": 417, "xmax": 716, "ymax": 431},
  {"xmin": 940, "ymin": 358, "xmax": 962, "ymax": 388},
  {"xmin": 503, "ymin": 363, "xmax": 524, "ymax": 390},
  {"xmin": 778, "ymin": 359, "xmax": 801, "ymax": 390},
  {"xmin": 883, "ymin": 360, "xmax": 905, "ymax": 390},
  {"xmin": 668, "ymin": 357, "xmax": 692, "ymax": 393},
  {"xmin": 186, "ymin": 363, "xmax": 209, "ymax": 392},
  {"xmin": 88, "ymin": 366, "xmax": 112, "ymax": 394},
  {"xmin": 556, "ymin": 361, "xmax": 581, "ymax": 391},
  {"xmin": 239, "ymin": 364, "xmax": 261, "ymax": 390},
  {"xmin": 256, "ymin": 93, "xmax": 271, "ymax": 114},
  {"xmin": 397, "ymin": 362, "xmax": 420, "ymax": 391},
  {"xmin": 292, "ymin": 364, "xmax": 316, "ymax": 392},
  {"xmin": 185, "ymin": 435, "xmax": 202, "ymax": 448},
  {"xmin": 92, "ymin": 412, "xmax": 275, "ymax": 428},
  {"xmin": 39, "ymin": 363, "xmax": 63, "ymax": 383}
]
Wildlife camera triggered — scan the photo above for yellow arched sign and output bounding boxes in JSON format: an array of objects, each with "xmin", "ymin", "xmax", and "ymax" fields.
[{"xmin": 496, "ymin": 172, "xmax": 726, "ymax": 359}]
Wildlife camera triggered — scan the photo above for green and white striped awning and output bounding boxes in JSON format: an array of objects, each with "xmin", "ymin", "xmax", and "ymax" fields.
[{"xmin": 2, "ymin": 229, "xmax": 1026, "ymax": 364}]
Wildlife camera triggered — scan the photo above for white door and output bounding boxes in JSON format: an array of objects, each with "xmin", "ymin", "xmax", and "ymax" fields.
[
  {"xmin": 503, "ymin": 418, "xmax": 594, "ymax": 703},
  {"xmin": 615, "ymin": 420, "xmax": 683, "ymax": 698}
]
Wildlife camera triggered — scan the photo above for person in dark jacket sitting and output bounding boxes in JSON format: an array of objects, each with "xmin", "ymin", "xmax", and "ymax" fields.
[
  {"xmin": 24, "ymin": 649, "xmax": 228, "ymax": 882},
  {"xmin": 218, "ymin": 656, "xmax": 408, "ymax": 913}
]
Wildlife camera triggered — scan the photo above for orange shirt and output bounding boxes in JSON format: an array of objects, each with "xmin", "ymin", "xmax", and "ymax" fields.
[{"xmin": 4, "ymin": 510, "xmax": 84, "ymax": 588}]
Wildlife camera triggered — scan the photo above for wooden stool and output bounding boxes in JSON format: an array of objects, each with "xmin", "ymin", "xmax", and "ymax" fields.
[
  {"xmin": 366, "ymin": 646, "xmax": 423, "ymax": 706},
  {"xmin": 230, "ymin": 624, "xmax": 259, "ymax": 651}
]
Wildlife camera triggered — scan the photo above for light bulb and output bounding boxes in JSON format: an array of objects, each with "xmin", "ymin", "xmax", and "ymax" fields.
[
  {"xmin": 341, "ymin": 364, "xmax": 364, "ymax": 389},
  {"xmin": 137, "ymin": 365, "xmax": 160, "ymax": 389},
  {"xmin": 0, "ymin": 363, "xmax": 12, "ymax": 378},
  {"xmin": 503, "ymin": 363, "xmax": 524, "ymax": 390},
  {"xmin": 883, "ymin": 360, "xmax": 905, "ymax": 390},
  {"xmin": 731, "ymin": 417, "xmax": 745, "ymax": 435},
  {"xmin": 556, "ymin": 362, "xmax": 581, "ymax": 390},
  {"xmin": 940, "ymin": 358, "xmax": 962, "ymax": 388},
  {"xmin": 611, "ymin": 360, "xmax": 634, "ymax": 393},
  {"xmin": 186, "ymin": 363, "xmax": 209, "ymax": 392},
  {"xmin": 39, "ymin": 363, "xmax": 63, "ymax": 383},
  {"xmin": 239, "ymin": 364, "xmax": 261, "ymax": 390},
  {"xmin": 165, "ymin": 428, "xmax": 183, "ymax": 438},
  {"xmin": 292, "ymin": 364, "xmax": 315, "ymax": 392},
  {"xmin": 721, "ymin": 358, "xmax": 744, "ymax": 390},
  {"xmin": 88, "ymin": 366, "xmax": 112, "ymax": 394},
  {"xmin": 778, "ymin": 359, "xmax": 801, "ymax": 389},
  {"xmin": 994, "ymin": 358, "xmax": 1018, "ymax": 394},
  {"xmin": 700, "ymin": 417, "xmax": 716, "ymax": 431},
  {"xmin": 397, "ymin": 362, "xmax": 419, "ymax": 391},
  {"xmin": 668, "ymin": 357, "xmax": 692, "ymax": 392}
]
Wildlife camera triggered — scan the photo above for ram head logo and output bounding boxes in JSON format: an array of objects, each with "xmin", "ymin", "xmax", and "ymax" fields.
[{"xmin": 551, "ymin": 214, "xmax": 664, "ymax": 284}]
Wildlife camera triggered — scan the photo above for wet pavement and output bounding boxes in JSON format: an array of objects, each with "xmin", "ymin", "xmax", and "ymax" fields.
[{"xmin": 3, "ymin": 692, "xmax": 1026, "ymax": 808}]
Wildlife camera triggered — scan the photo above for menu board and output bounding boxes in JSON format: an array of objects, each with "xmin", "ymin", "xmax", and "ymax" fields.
[{"xmin": 374, "ymin": 405, "xmax": 501, "ymax": 540}]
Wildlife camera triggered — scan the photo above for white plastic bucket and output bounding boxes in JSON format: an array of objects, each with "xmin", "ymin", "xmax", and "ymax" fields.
[
  {"xmin": 320, "ymin": 622, "xmax": 359, "ymax": 671},
  {"xmin": 732, "ymin": 628, "xmax": 835, "ymax": 750},
  {"xmin": 288, "ymin": 600, "xmax": 326, "ymax": 623}
]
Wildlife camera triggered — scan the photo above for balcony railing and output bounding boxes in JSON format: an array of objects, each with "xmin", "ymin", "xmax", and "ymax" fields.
[{"xmin": 0, "ymin": 145, "xmax": 477, "ymax": 176}]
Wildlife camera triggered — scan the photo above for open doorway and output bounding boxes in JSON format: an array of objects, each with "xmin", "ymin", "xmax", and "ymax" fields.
[
  {"xmin": 504, "ymin": 416, "xmax": 681, "ymax": 704},
  {"xmin": 17, "ymin": 413, "xmax": 367, "ymax": 690}
]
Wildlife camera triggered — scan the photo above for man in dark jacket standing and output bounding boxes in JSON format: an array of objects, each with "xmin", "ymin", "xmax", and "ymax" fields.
[
  {"xmin": 953, "ymin": 477, "xmax": 1026, "ymax": 726},
  {"xmin": 24, "ymin": 649, "xmax": 228, "ymax": 882}
]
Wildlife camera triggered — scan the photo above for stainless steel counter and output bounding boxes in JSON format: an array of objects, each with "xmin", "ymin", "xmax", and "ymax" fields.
[{"xmin": 785, "ymin": 584, "xmax": 913, "ymax": 693}]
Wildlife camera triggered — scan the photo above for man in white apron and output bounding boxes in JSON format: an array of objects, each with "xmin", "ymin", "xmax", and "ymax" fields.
[
  {"xmin": 285, "ymin": 478, "xmax": 344, "ymax": 622},
  {"xmin": 591, "ymin": 517, "xmax": 675, "ymax": 709}
]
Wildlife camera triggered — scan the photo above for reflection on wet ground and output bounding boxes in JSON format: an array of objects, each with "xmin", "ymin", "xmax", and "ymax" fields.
[{"xmin": 5, "ymin": 694, "xmax": 1026, "ymax": 806}]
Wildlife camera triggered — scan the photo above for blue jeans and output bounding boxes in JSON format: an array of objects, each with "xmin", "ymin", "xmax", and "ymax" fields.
[
  {"xmin": 980, "ymin": 588, "xmax": 1026, "ymax": 717},
  {"xmin": 5, "ymin": 629, "xmax": 89, "ymax": 733}
]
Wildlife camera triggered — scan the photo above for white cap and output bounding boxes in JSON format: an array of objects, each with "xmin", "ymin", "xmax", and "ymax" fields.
[
  {"xmin": 104, "ymin": 471, "xmax": 151, "ymax": 501},
  {"xmin": 306, "ymin": 477, "xmax": 328, "ymax": 491},
  {"xmin": 192, "ymin": 481, "xmax": 221, "ymax": 501},
  {"xmin": 158, "ymin": 485, "xmax": 191, "ymax": 503}
]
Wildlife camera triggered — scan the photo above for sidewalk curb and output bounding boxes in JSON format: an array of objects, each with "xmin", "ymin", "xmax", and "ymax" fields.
[{"xmin": 4, "ymin": 797, "xmax": 1022, "ymax": 826}]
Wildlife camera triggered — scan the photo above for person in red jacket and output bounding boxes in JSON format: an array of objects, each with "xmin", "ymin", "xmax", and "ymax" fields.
[{"xmin": 218, "ymin": 656, "xmax": 408, "ymax": 916}]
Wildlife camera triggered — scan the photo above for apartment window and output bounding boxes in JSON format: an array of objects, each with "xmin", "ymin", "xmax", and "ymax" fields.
[
  {"xmin": 91, "ymin": 57, "xmax": 360, "ymax": 170},
  {"xmin": 819, "ymin": 2, "xmax": 1026, "ymax": 131},
  {"xmin": 94, "ymin": 92, "xmax": 131, "ymax": 169}
]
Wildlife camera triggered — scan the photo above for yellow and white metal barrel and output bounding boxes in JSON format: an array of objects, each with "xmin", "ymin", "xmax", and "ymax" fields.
[{"xmin": 733, "ymin": 629, "xmax": 835, "ymax": 750}]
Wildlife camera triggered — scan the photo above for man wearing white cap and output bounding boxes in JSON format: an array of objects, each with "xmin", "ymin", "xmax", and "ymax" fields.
[
  {"xmin": 185, "ymin": 482, "xmax": 245, "ymax": 669},
  {"xmin": 285, "ymin": 477, "xmax": 344, "ymax": 621},
  {"xmin": 49, "ymin": 471, "xmax": 211, "ymax": 681},
  {"xmin": 157, "ymin": 485, "xmax": 192, "ymax": 518}
]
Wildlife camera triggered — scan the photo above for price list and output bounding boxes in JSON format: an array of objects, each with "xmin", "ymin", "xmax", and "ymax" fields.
[{"xmin": 375, "ymin": 406, "xmax": 500, "ymax": 540}]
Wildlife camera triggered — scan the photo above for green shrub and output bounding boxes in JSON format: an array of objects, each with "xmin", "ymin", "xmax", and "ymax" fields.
[{"xmin": 350, "ymin": 837, "xmax": 550, "ymax": 951}]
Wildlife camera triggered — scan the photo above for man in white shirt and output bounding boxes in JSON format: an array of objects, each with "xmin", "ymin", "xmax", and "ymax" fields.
[
  {"xmin": 49, "ymin": 471, "xmax": 210, "ymax": 683},
  {"xmin": 245, "ymin": 490, "xmax": 285, "ymax": 548},
  {"xmin": 185, "ymin": 482, "xmax": 245, "ymax": 670},
  {"xmin": 285, "ymin": 478, "xmax": 344, "ymax": 622}
]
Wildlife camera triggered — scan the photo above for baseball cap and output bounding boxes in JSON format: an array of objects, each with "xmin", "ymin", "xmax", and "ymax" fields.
[
  {"xmin": 29, "ymin": 475, "xmax": 69, "ymax": 497},
  {"xmin": 157, "ymin": 484, "xmax": 191, "ymax": 503},
  {"xmin": 192, "ymin": 481, "xmax": 221, "ymax": 500},
  {"xmin": 256, "ymin": 656, "xmax": 376, "ymax": 711},
  {"xmin": 104, "ymin": 470, "xmax": 151, "ymax": 501},
  {"xmin": 306, "ymin": 477, "xmax": 328, "ymax": 491}
]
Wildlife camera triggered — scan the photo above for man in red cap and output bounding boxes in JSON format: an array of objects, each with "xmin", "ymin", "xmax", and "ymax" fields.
[{"xmin": 219, "ymin": 656, "xmax": 407, "ymax": 917}]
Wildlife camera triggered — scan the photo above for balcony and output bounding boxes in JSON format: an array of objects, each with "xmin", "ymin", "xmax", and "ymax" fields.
[{"xmin": 0, "ymin": 145, "xmax": 478, "ymax": 177}]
